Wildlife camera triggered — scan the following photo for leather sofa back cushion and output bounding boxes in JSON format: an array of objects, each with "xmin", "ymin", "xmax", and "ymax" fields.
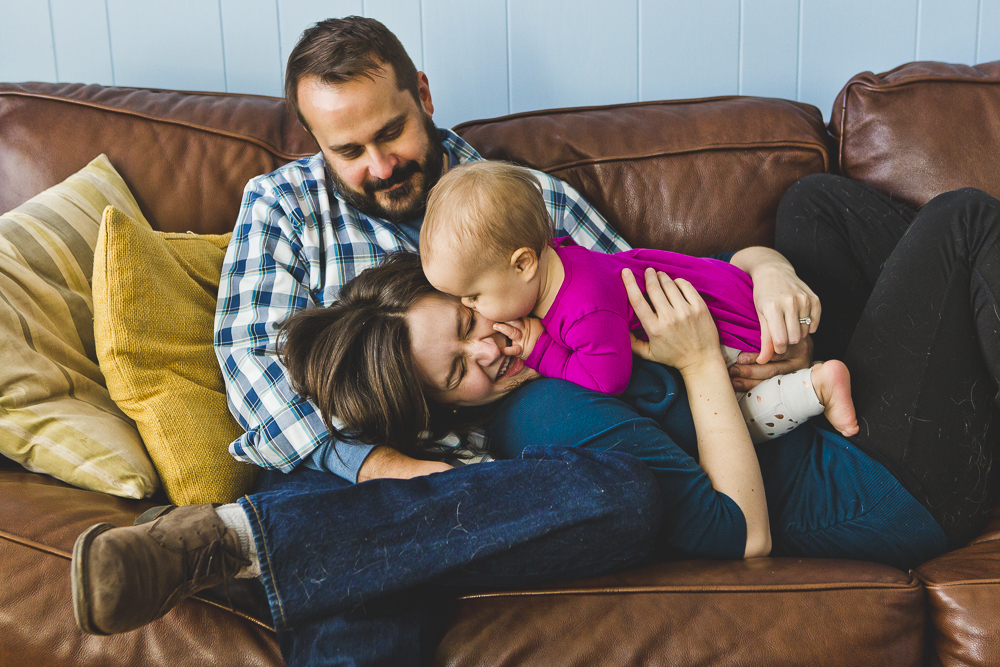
[
  {"xmin": 831, "ymin": 60, "xmax": 1000, "ymax": 208},
  {"xmin": 455, "ymin": 97, "xmax": 829, "ymax": 256},
  {"xmin": 0, "ymin": 83, "xmax": 317, "ymax": 234},
  {"xmin": 1, "ymin": 84, "xmax": 829, "ymax": 255}
]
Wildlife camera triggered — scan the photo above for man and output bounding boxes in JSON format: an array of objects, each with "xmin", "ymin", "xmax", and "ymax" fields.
[
  {"xmin": 215, "ymin": 16, "xmax": 629, "ymax": 483},
  {"xmin": 70, "ymin": 16, "xmax": 813, "ymax": 666},
  {"xmin": 70, "ymin": 17, "xmax": 664, "ymax": 667}
]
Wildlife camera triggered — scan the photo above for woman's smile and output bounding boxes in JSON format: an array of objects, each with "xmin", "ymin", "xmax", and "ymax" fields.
[{"xmin": 407, "ymin": 293, "xmax": 539, "ymax": 406}]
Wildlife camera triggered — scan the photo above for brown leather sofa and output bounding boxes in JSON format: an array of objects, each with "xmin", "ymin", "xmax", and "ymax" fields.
[{"xmin": 1, "ymin": 60, "xmax": 998, "ymax": 667}]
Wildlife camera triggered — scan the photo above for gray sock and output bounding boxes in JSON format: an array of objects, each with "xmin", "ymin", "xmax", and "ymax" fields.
[{"xmin": 216, "ymin": 503, "xmax": 262, "ymax": 579}]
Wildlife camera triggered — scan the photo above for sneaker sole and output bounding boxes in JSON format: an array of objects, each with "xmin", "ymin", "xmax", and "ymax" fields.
[{"xmin": 71, "ymin": 523, "xmax": 115, "ymax": 636}]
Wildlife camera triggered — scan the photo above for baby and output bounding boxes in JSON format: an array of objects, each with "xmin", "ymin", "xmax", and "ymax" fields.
[{"xmin": 420, "ymin": 161, "xmax": 859, "ymax": 443}]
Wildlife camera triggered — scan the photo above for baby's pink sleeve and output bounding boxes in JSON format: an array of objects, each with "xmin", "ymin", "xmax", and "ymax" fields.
[{"xmin": 524, "ymin": 310, "xmax": 634, "ymax": 394}]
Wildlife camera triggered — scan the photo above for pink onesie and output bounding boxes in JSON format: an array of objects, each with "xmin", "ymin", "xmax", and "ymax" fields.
[{"xmin": 524, "ymin": 238, "xmax": 761, "ymax": 394}]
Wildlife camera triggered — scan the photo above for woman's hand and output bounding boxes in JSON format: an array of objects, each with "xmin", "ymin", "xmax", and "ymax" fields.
[
  {"xmin": 623, "ymin": 268, "xmax": 725, "ymax": 374},
  {"xmin": 730, "ymin": 247, "xmax": 821, "ymax": 363},
  {"xmin": 493, "ymin": 317, "xmax": 544, "ymax": 360}
]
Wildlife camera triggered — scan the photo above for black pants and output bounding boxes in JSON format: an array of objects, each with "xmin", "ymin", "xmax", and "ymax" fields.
[{"xmin": 776, "ymin": 174, "xmax": 1000, "ymax": 547}]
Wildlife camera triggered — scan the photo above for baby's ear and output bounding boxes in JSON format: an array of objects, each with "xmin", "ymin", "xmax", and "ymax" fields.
[{"xmin": 510, "ymin": 247, "xmax": 538, "ymax": 280}]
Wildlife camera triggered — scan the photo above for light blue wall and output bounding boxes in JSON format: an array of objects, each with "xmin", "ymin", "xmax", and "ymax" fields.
[{"xmin": 1, "ymin": 0, "xmax": 997, "ymax": 128}]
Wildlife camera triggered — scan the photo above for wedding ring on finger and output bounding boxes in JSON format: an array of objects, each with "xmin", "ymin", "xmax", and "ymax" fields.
[{"xmin": 798, "ymin": 317, "xmax": 812, "ymax": 325}]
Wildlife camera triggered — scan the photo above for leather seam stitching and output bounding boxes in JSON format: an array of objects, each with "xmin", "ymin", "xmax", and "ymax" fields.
[
  {"xmin": 457, "ymin": 581, "xmax": 922, "ymax": 600},
  {"xmin": 544, "ymin": 142, "xmax": 830, "ymax": 176}
]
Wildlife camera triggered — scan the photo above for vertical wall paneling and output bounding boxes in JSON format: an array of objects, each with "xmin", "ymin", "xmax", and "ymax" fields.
[
  {"xmin": 980, "ymin": 0, "xmax": 1000, "ymax": 63},
  {"xmin": 640, "ymin": 0, "xmax": 740, "ymax": 101},
  {"xmin": 3, "ymin": 0, "xmax": 997, "ymax": 124},
  {"xmin": 508, "ymin": 0, "xmax": 638, "ymax": 113},
  {"xmin": 49, "ymin": 0, "xmax": 114, "ymax": 85},
  {"xmin": 916, "ymin": 0, "xmax": 979, "ymax": 63},
  {"xmin": 740, "ymin": 0, "xmax": 798, "ymax": 99},
  {"xmin": 107, "ymin": 0, "xmax": 226, "ymax": 91},
  {"xmin": 0, "ymin": 0, "xmax": 57, "ymax": 82},
  {"xmin": 365, "ymin": 0, "xmax": 424, "ymax": 71},
  {"xmin": 422, "ymin": 0, "xmax": 508, "ymax": 128},
  {"xmin": 277, "ymin": 0, "xmax": 362, "ymax": 71},
  {"xmin": 220, "ymin": 0, "xmax": 283, "ymax": 96},
  {"xmin": 798, "ymin": 0, "xmax": 918, "ymax": 116}
]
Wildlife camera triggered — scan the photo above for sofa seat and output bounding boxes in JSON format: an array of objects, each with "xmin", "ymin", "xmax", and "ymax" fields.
[
  {"xmin": 0, "ymin": 467, "xmax": 282, "ymax": 666},
  {"xmin": 437, "ymin": 557, "xmax": 924, "ymax": 667}
]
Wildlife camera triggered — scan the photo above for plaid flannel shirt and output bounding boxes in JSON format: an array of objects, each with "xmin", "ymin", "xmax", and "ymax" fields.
[{"xmin": 214, "ymin": 129, "xmax": 630, "ymax": 481}]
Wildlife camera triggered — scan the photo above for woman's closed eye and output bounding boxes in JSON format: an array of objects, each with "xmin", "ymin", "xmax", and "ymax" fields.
[{"xmin": 448, "ymin": 307, "xmax": 478, "ymax": 390}]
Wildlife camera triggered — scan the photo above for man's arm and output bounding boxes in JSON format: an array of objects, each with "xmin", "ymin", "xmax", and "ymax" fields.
[
  {"xmin": 216, "ymin": 175, "xmax": 444, "ymax": 482},
  {"xmin": 214, "ymin": 179, "xmax": 377, "ymax": 480}
]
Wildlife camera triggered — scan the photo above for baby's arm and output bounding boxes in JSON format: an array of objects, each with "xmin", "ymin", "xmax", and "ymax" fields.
[{"xmin": 505, "ymin": 311, "xmax": 634, "ymax": 394}]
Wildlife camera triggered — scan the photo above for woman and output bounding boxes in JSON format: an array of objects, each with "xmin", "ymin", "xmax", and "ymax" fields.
[{"xmin": 282, "ymin": 176, "xmax": 1000, "ymax": 570}]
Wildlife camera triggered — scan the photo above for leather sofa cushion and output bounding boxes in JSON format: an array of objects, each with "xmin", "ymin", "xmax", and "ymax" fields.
[
  {"xmin": 435, "ymin": 557, "xmax": 925, "ymax": 667},
  {"xmin": 916, "ymin": 509, "xmax": 1000, "ymax": 667},
  {"xmin": 454, "ymin": 96, "xmax": 829, "ymax": 257},
  {"xmin": 0, "ymin": 83, "xmax": 317, "ymax": 234},
  {"xmin": 830, "ymin": 60, "xmax": 1000, "ymax": 208},
  {"xmin": 0, "ymin": 469, "xmax": 281, "ymax": 666}
]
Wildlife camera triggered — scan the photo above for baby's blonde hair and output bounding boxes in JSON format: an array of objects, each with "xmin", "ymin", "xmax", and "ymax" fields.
[{"xmin": 422, "ymin": 161, "xmax": 552, "ymax": 268}]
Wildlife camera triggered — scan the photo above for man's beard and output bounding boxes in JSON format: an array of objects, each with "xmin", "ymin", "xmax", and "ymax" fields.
[{"xmin": 326, "ymin": 113, "xmax": 445, "ymax": 225}]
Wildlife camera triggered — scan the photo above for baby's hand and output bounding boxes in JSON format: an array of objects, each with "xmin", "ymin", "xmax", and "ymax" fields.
[{"xmin": 494, "ymin": 317, "xmax": 545, "ymax": 360}]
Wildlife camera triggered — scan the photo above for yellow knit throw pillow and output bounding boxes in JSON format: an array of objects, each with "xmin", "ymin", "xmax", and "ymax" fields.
[{"xmin": 93, "ymin": 205, "xmax": 257, "ymax": 505}]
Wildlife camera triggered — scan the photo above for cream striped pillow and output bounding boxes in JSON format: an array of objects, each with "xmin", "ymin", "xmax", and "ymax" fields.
[{"xmin": 0, "ymin": 155, "xmax": 159, "ymax": 498}]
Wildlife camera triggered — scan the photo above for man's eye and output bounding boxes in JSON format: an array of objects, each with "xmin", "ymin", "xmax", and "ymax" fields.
[
  {"xmin": 383, "ymin": 123, "xmax": 405, "ymax": 141},
  {"xmin": 466, "ymin": 310, "xmax": 476, "ymax": 338},
  {"xmin": 340, "ymin": 149, "xmax": 363, "ymax": 160}
]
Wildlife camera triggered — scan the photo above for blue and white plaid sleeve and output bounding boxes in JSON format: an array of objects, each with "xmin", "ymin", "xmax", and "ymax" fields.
[
  {"xmin": 214, "ymin": 175, "xmax": 374, "ymax": 480},
  {"xmin": 532, "ymin": 170, "xmax": 631, "ymax": 254}
]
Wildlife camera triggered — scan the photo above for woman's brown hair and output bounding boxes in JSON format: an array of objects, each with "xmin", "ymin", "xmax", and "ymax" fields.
[{"xmin": 278, "ymin": 252, "xmax": 469, "ymax": 454}]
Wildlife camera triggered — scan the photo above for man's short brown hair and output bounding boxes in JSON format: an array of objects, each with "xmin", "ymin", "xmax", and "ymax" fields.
[
  {"xmin": 284, "ymin": 16, "xmax": 419, "ymax": 129},
  {"xmin": 422, "ymin": 161, "xmax": 552, "ymax": 269}
]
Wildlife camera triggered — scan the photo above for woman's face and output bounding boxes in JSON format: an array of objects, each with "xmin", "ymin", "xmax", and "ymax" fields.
[{"xmin": 407, "ymin": 293, "xmax": 539, "ymax": 406}]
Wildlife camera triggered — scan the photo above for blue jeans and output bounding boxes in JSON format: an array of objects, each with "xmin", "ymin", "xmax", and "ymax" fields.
[{"xmin": 239, "ymin": 446, "xmax": 662, "ymax": 667}]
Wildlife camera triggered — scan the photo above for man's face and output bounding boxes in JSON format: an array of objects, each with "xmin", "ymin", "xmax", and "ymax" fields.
[{"xmin": 298, "ymin": 69, "xmax": 444, "ymax": 224}]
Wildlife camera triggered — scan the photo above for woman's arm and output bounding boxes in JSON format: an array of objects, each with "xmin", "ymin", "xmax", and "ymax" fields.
[
  {"xmin": 730, "ymin": 246, "xmax": 820, "ymax": 364},
  {"xmin": 624, "ymin": 268, "xmax": 771, "ymax": 558}
]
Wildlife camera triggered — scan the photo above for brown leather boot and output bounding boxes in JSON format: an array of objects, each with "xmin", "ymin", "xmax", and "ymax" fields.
[{"xmin": 71, "ymin": 504, "xmax": 249, "ymax": 635}]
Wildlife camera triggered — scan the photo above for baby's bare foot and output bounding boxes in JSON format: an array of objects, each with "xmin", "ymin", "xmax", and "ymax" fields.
[{"xmin": 810, "ymin": 360, "xmax": 859, "ymax": 438}]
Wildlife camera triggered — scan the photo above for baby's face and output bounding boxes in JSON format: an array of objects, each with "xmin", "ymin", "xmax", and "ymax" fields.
[{"xmin": 422, "ymin": 253, "xmax": 536, "ymax": 324}]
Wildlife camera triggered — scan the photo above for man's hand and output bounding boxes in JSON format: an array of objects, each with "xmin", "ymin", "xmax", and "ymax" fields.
[
  {"xmin": 357, "ymin": 447, "xmax": 452, "ymax": 482},
  {"xmin": 493, "ymin": 317, "xmax": 545, "ymax": 360},
  {"xmin": 728, "ymin": 336, "xmax": 814, "ymax": 391}
]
